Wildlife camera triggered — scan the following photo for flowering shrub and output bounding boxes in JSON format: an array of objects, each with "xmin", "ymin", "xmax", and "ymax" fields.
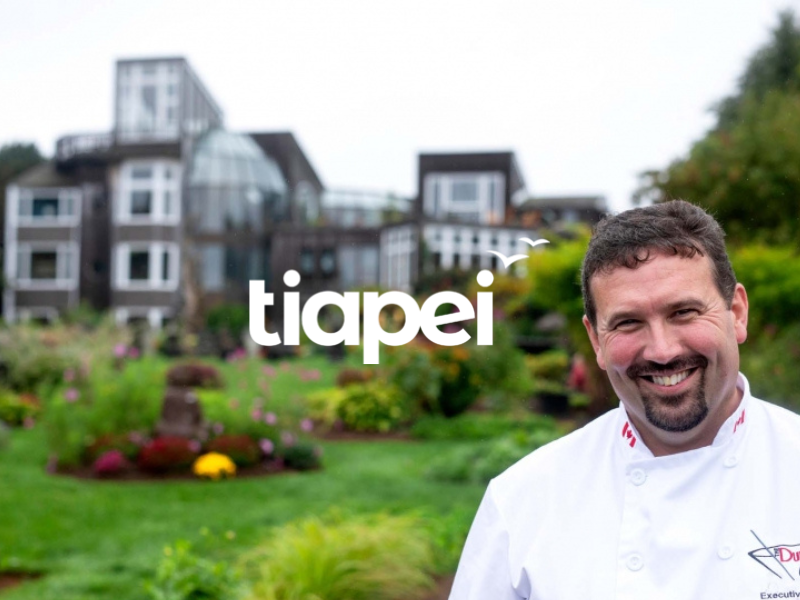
[
  {"xmin": 206, "ymin": 434, "xmax": 260, "ymax": 467},
  {"xmin": 166, "ymin": 363, "xmax": 223, "ymax": 389},
  {"xmin": 0, "ymin": 389, "xmax": 41, "ymax": 426},
  {"xmin": 84, "ymin": 432, "xmax": 142, "ymax": 463},
  {"xmin": 193, "ymin": 452, "xmax": 236, "ymax": 480},
  {"xmin": 308, "ymin": 381, "xmax": 410, "ymax": 432},
  {"xmin": 138, "ymin": 436, "xmax": 199, "ymax": 473},
  {"xmin": 93, "ymin": 449, "xmax": 131, "ymax": 477}
]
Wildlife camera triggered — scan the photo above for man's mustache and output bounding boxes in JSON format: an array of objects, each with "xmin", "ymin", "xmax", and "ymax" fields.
[{"xmin": 627, "ymin": 356, "xmax": 708, "ymax": 379}]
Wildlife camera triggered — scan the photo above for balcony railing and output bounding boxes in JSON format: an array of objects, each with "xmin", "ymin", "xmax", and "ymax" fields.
[{"xmin": 56, "ymin": 133, "xmax": 113, "ymax": 161}]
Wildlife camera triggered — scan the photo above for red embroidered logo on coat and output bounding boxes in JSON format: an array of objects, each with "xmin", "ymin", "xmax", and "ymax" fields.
[
  {"xmin": 733, "ymin": 409, "xmax": 746, "ymax": 434},
  {"xmin": 622, "ymin": 422, "xmax": 636, "ymax": 448}
]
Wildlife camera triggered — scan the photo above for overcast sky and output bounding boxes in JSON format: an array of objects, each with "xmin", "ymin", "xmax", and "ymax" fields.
[{"xmin": 1, "ymin": 0, "xmax": 797, "ymax": 212}]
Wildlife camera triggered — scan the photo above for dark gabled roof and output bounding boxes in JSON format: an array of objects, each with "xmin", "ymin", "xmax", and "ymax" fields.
[
  {"xmin": 248, "ymin": 132, "xmax": 324, "ymax": 191},
  {"xmin": 12, "ymin": 161, "xmax": 78, "ymax": 188},
  {"xmin": 519, "ymin": 195, "xmax": 607, "ymax": 211}
]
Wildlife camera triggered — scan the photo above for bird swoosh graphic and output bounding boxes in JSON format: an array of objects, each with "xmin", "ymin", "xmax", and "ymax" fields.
[{"xmin": 487, "ymin": 238, "xmax": 549, "ymax": 268}]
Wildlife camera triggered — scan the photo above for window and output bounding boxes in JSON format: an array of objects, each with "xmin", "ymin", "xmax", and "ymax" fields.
[
  {"xmin": 129, "ymin": 252, "xmax": 150, "ymax": 280},
  {"xmin": 299, "ymin": 249, "xmax": 315, "ymax": 276},
  {"xmin": 116, "ymin": 243, "xmax": 178, "ymax": 289},
  {"xmin": 131, "ymin": 191, "xmax": 152, "ymax": 215},
  {"xmin": 131, "ymin": 166, "xmax": 152, "ymax": 179},
  {"xmin": 452, "ymin": 180, "xmax": 478, "ymax": 202},
  {"xmin": 320, "ymin": 249, "xmax": 336, "ymax": 276},
  {"xmin": 18, "ymin": 189, "xmax": 80, "ymax": 223},
  {"xmin": 32, "ymin": 198, "xmax": 58, "ymax": 217},
  {"xmin": 119, "ymin": 160, "xmax": 181, "ymax": 223},
  {"xmin": 15, "ymin": 244, "xmax": 78, "ymax": 285},
  {"xmin": 30, "ymin": 252, "xmax": 57, "ymax": 279}
]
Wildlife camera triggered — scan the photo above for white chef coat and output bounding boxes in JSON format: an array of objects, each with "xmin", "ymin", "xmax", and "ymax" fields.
[{"xmin": 450, "ymin": 374, "xmax": 800, "ymax": 600}]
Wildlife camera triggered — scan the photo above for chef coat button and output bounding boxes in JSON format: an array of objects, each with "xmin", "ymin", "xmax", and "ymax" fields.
[
  {"xmin": 626, "ymin": 553, "xmax": 644, "ymax": 571},
  {"xmin": 723, "ymin": 455, "xmax": 738, "ymax": 468},
  {"xmin": 718, "ymin": 545, "xmax": 735, "ymax": 560},
  {"xmin": 630, "ymin": 468, "xmax": 647, "ymax": 486}
]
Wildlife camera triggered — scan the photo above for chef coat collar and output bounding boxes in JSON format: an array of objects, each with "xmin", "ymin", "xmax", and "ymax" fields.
[{"xmin": 615, "ymin": 372, "xmax": 751, "ymax": 461}]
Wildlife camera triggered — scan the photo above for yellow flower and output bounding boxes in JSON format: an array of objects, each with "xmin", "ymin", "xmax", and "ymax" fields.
[{"xmin": 192, "ymin": 452, "xmax": 236, "ymax": 480}]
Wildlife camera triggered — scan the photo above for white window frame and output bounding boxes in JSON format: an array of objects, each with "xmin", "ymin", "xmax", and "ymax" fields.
[
  {"xmin": 15, "ymin": 242, "xmax": 80, "ymax": 290},
  {"xmin": 114, "ymin": 242, "xmax": 179, "ymax": 290},
  {"xmin": 116, "ymin": 159, "xmax": 182, "ymax": 225},
  {"xmin": 423, "ymin": 172, "xmax": 505, "ymax": 224},
  {"xmin": 18, "ymin": 188, "xmax": 81, "ymax": 226}
]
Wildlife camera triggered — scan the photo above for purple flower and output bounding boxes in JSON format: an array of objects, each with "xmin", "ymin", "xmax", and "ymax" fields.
[
  {"xmin": 259, "ymin": 438, "xmax": 274, "ymax": 455},
  {"xmin": 114, "ymin": 344, "xmax": 127, "ymax": 358},
  {"xmin": 262, "ymin": 365, "xmax": 276, "ymax": 377},
  {"xmin": 127, "ymin": 431, "xmax": 145, "ymax": 445},
  {"xmin": 251, "ymin": 408, "xmax": 263, "ymax": 421},
  {"xmin": 300, "ymin": 369, "xmax": 321, "ymax": 381},
  {"xmin": 281, "ymin": 431, "xmax": 295, "ymax": 447},
  {"xmin": 264, "ymin": 412, "xmax": 277, "ymax": 425},
  {"xmin": 188, "ymin": 440, "xmax": 202, "ymax": 453},
  {"xmin": 127, "ymin": 347, "xmax": 140, "ymax": 359},
  {"xmin": 63, "ymin": 368, "xmax": 75, "ymax": 382},
  {"xmin": 300, "ymin": 418, "xmax": 314, "ymax": 432},
  {"xmin": 212, "ymin": 422, "xmax": 225, "ymax": 435},
  {"xmin": 64, "ymin": 388, "xmax": 80, "ymax": 403}
]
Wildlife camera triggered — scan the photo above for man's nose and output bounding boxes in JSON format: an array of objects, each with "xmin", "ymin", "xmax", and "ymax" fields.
[{"xmin": 641, "ymin": 322, "xmax": 683, "ymax": 365}]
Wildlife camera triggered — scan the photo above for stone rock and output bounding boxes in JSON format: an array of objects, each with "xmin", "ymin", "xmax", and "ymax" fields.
[{"xmin": 155, "ymin": 387, "xmax": 205, "ymax": 439}]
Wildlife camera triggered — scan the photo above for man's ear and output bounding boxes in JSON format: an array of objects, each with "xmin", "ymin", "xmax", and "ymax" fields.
[
  {"xmin": 582, "ymin": 315, "xmax": 606, "ymax": 371},
  {"xmin": 731, "ymin": 283, "xmax": 749, "ymax": 344}
]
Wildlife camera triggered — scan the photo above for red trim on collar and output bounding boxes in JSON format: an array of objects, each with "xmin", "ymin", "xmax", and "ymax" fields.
[
  {"xmin": 622, "ymin": 421, "xmax": 637, "ymax": 448},
  {"xmin": 733, "ymin": 408, "xmax": 746, "ymax": 434}
]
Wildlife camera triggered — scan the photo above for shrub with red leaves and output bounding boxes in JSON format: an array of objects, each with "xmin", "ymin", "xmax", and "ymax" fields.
[
  {"xmin": 206, "ymin": 434, "xmax": 260, "ymax": 467},
  {"xmin": 166, "ymin": 363, "xmax": 223, "ymax": 389},
  {"xmin": 335, "ymin": 368, "xmax": 373, "ymax": 388},
  {"xmin": 137, "ymin": 436, "xmax": 198, "ymax": 473},
  {"xmin": 84, "ymin": 433, "xmax": 141, "ymax": 464},
  {"xmin": 93, "ymin": 450, "xmax": 131, "ymax": 477}
]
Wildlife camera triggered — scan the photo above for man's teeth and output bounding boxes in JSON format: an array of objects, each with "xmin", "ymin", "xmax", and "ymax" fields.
[{"xmin": 651, "ymin": 370, "xmax": 692, "ymax": 387}]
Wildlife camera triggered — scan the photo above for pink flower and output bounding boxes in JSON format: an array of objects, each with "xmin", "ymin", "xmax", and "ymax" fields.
[
  {"xmin": 127, "ymin": 347, "xmax": 140, "ymax": 359},
  {"xmin": 259, "ymin": 438, "xmax": 274, "ymax": 455},
  {"xmin": 251, "ymin": 408, "xmax": 263, "ymax": 421},
  {"xmin": 262, "ymin": 365, "xmax": 276, "ymax": 377},
  {"xmin": 281, "ymin": 431, "xmax": 295, "ymax": 447},
  {"xmin": 114, "ymin": 344, "xmax": 127, "ymax": 358},
  {"xmin": 228, "ymin": 398, "xmax": 240, "ymax": 410},
  {"xmin": 23, "ymin": 416, "xmax": 35, "ymax": 429},
  {"xmin": 127, "ymin": 431, "xmax": 146, "ymax": 445},
  {"xmin": 300, "ymin": 369, "xmax": 321, "ymax": 381},
  {"xmin": 300, "ymin": 418, "xmax": 314, "ymax": 432},
  {"xmin": 64, "ymin": 388, "xmax": 80, "ymax": 403},
  {"xmin": 63, "ymin": 369, "xmax": 75, "ymax": 382},
  {"xmin": 212, "ymin": 422, "xmax": 225, "ymax": 435},
  {"xmin": 188, "ymin": 440, "xmax": 202, "ymax": 453},
  {"xmin": 280, "ymin": 362, "xmax": 291, "ymax": 372},
  {"xmin": 264, "ymin": 412, "xmax": 277, "ymax": 425}
]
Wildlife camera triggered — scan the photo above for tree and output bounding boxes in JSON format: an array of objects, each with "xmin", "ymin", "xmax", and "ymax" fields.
[
  {"xmin": 636, "ymin": 11, "xmax": 800, "ymax": 244},
  {"xmin": 714, "ymin": 10, "xmax": 800, "ymax": 130}
]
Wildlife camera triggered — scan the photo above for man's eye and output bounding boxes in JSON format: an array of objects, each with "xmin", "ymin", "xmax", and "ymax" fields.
[
  {"xmin": 674, "ymin": 309, "xmax": 697, "ymax": 319},
  {"xmin": 615, "ymin": 319, "xmax": 638, "ymax": 330}
]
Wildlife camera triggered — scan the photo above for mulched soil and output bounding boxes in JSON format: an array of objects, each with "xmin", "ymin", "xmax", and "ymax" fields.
[
  {"xmin": 0, "ymin": 572, "xmax": 42, "ymax": 593},
  {"xmin": 53, "ymin": 459, "xmax": 294, "ymax": 482}
]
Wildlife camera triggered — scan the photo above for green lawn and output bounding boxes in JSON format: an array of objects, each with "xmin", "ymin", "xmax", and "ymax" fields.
[{"xmin": 0, "ymin": 425, "xmax": 484, "ymax": 599}]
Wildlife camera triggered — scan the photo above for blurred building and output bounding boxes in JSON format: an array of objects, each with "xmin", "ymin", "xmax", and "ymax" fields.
[
  {"xmin": 516, "ymin": 194, "xmax": 608, "ymax": 229},
  {"xmin": 3, "ymin": 56, "xmax": 601, "ymax": 328}
]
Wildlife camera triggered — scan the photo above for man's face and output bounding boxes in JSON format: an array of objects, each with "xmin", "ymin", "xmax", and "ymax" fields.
[{"xmin": 583, "ymin": 252, "xmax": 749, "ymax": 451}]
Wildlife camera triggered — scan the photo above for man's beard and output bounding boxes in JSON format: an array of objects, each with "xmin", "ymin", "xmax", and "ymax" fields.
[{"xmin": 628, "ymin": 357, "xmax": 709, "ymax": 433}]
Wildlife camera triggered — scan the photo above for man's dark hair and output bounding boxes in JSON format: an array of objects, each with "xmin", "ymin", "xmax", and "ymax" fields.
[{"xmin": 581, "ymin": 200, "xmax": 737, "ymax": 329}]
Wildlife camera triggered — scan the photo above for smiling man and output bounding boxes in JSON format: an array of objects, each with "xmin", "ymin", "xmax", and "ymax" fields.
[{"xmin": 449, "ymin": 200, "xmax": 800, "ymax": 599}]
